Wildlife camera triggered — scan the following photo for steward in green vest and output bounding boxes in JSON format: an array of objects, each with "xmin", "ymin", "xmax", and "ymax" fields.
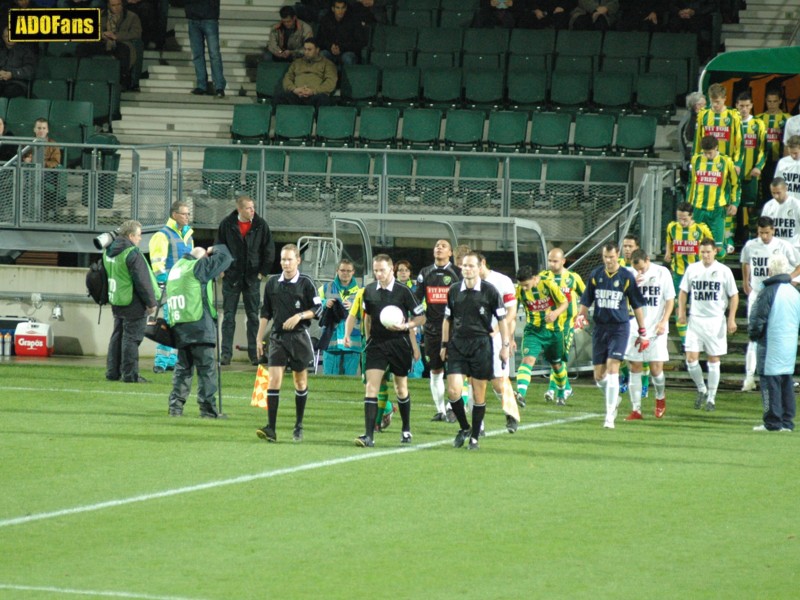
[
  {"xmin": 165, "ymin": 244, "xmax": 233, "ymax": 418},
  {"xmin": 103, "ymin": 220, "xmax": 158, "ymax": 384}
]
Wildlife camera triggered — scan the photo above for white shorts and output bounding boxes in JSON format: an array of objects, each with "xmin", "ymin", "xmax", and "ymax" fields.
[
  {"xmin": 625, "ymin": 330, "xmax": 669, "ymax": 363},
  {"xmin": 685, "ymin": 316, "xmax": 727, "ymax": 356},
  {"xmin": 491, "ymin": 332, "xmax": 509, "ymax": 378}
]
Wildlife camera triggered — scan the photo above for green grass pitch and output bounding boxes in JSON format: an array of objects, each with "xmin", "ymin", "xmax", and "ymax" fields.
[{"xmin": 0, "ymin": 363, "xmax": 797, "ymax": 599}]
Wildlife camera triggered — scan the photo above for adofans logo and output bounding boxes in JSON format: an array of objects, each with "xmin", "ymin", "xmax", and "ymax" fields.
[{"xmin": 8, "ymin": 8, "xmax": 100, "ymax": 43}]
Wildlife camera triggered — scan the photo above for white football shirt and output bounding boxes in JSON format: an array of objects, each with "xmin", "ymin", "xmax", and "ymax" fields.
[
  {"xmin": 483, "ymin": 269, "xmax": 516, "ymax": 329},
  {"xmin": 760, "ymin": 196, "xmax": 800, "ymax": 249},
  {"xmin": 680, "ymin": 260, "xmax": 738, "ymax": 319},
  {"xmin": 740, "ymin": 237, "xmax": 799, "ymax": 293},
  {"xmin": 633, "ymin": 263, "xmax": 675, "ymax": 332},
  {"xmin": 776, "ymin": 155, "xmax": 800, "ymax": 199}
]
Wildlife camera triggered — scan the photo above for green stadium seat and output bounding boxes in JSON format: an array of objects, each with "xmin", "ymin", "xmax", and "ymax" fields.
[
  {"xmin": 443, "ymin": 109, "xmax": 485, "ymax": 151},
  {"xmin": 508, "ymin": 155, "xmax": 544, "ymax": 208},
  {"xmin": 573, "ymin": 113, "xmax": 615, "ymax": 155},
  {"xmin": 487, "ymin": 110, "xmax": 529, "ymax": 152},
  {"xmin": 358, "ymin": 106, "xmax": 400, "ymax": 148},
  {"xmin": 315, "ymin": 106, "xmax": 358, "ymax": 147},
  {"xmin": 635, "ymin": 72, "xmax": 677, "ymax": 123},
  {"xmin": 274, "ymin": 105, "xmax": 315, "ymax": 145},
  {"xmin": 463, "ymin": 69, "xmax": 504, "ymax": 112},
  {"xmin": 509, "ymin": 29, "xmax": 555, "ymax": 73},
  {"xmin": 340, "ymin": 64, "xmax": 380, "ymax": 107},
  {"xmin": 416, "ymin": 27, "xmax": 462, "ymax": 68},
  {"xmin": 31, "ymin": 79, "xmax": 70, "ymax": 102},
  {"xmin": 506, "ymin": 68, "xmax": 547, "ymax": 112},
  {"xmin": 35, "ymin": 56, "xmax": 79, "ymax": 83},
  {"xmin": 202, "ymin": 146, "xmax": 243, "ymax": 199},
  {"xmin": 286, "ymin": 150, "xmax": 328, "ymax": 203},
  {"xmin": 648, "ymin": 58, "xmax": 690, "ymax": 97},
  {"xmin": 73, "ymin": 80, "xmax": 112, "ymax": 129},
  {"xmin": 530, "ymin": 112, "xmax": 571, "ymax": 154},
  {"xmin": 549, "ymin": 71, "xmax": 591, "ymax": 113},
  {"xmin": 588, "ymin": 160, "xmax": 631, "ymax": 203},
  {"xmin": 244, "ymin": 147, "xmax": 285, "ymax": 198},
  {"xmin": 329, "ymin": 151, "xmax": 372, "ymax": 207},
  {"xmin": 462, "ymin": 28, "xmax": 509, "ymax": 70},
  {"xmin": 440, "ymin": 9, "xmax": 477, "ymax": 28},
  {"xmin": 602, "ymin": 31, "xmax": 650, "ymax": 61},
  {"xmin": 256, "ymin": 61, "xmax": 289, "ymax": 102},
  {"xmin": 230, "ymin": 104, "xmax": 271, "ymax": 144},
  {"xmin": 544, "ymin": 157, "xmax": 587, "ymax": 208},
  {"xmin": 380, "ymin": 66, "xmax": 420, "ymax": 108},
  {"xmin": 7, "ymin": 98, "xmax": 51, "ymax": 135},
  {"xmin": 614, "ymin": 114, "xmax": 658, "ymax": 157},
  {"xmin": 414, "ymin": 153, "xmax": 456, "ymax": 208},
  {"xmin": 369, "ymin": 25, "xmax": 416, "ymax": 67},
  {"xmin": 592, "ymin": 72, "xmax": 634, "ymax": 115},
  {"xmin": 458, "ymin": 154, "xmax": 501, "ymax": 210},
  {"xmin": 394, "ymin": 8, "xmax": 434, "ymax": 28},
  {"xmin": 400, "ymin": 107, "xmax": 443, "ymax": 149},
  {"xmin": 422, "ymin": 68, "xmax": 462, "ymax": 109},
  {"xmin": 49, "ymin": 100, "xmax": 93, "ymax": 167}
]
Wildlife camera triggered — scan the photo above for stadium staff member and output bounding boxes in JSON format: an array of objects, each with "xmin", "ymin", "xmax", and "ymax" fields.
[
  {"xmin": 166, "ymin": 244, "xmax": 233, "ymax": 418},
  {"xmin": 215, "ymin": 195, "xmax": 275, "ymax": 366},
  {"xmin": 441, "ymin": 252, "xmax": 509, "ymax": 451},
  {"xmin": 345, "ymin": 254, "xmax": 425, "ymax": 448},
  {"xmin": 149, "ymin": 200, "xmax": 194, "ymax": 374},
  {"xmin": 255, "ymin": 244, "xmax": 322, "ymax": 443},
  {"xmin": 576, "ymin": 242, "xmax": 647, "ymax": 429},
  {"xmin": 104, "ymin": 219, "xmax": 158, "ymax": 384}
]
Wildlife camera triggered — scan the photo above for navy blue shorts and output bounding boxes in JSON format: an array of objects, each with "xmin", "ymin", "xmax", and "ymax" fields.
[{"xmin": 591, "ymin": 322, "xmax": 630, "ymax": 365}]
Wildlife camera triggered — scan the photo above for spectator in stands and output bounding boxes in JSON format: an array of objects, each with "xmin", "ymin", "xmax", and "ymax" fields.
[
  {"xmin": 57, "ymin": 0, "xmax": 103, "ymax": 11},
  {"xmin": 570, "ymin": 0, "xmax": 619, "ymax": 30},
  {"xmin": 22, "ymin": 118, "xmax": 60, "ymax": 168},
  {"xmin": 185, "ymin": 0, "xmax": 226, "ymax": 98},
  {"xmin": 476, "ymin": 0, "xmax": 517, "ymax": 29},
  {"xmin": 317, "ymin": 0, "xmax": 366, "ymax": 67},
  {"xmin": 0, "ymin": 26, "xmax": 35, "ymax": 98},
  {"xmin": 76, "ymin": 0, "xmax": 143, "ymax": 91},
  {"xmin": 274, "ymin": 38, "xmax": 337, "ymax": 108},
  {"xmin": 125, "ymin": 0, "xmax": 160, "ymax": 52},
  {"xmin": 0, "ymin": 117, "xmax": 17, "ymax": 162},
  {"xmin": 294, "ymin": 0, "xmax": 331, "ymax": 23},
  {"xmin": 264, "ymin": 6, "xmax": 313, "ymax": 63},
  {"xmin": 349, "ymin": 0, "xmax": 392, "ymax": 26},
  {"xmin": 667, "ymin": 0, "xmax": 716, "ymax": 35},
  {"xmin": 757, "ymin": 89, "xmax": 791, "ymax": 205},
  {"xmin": 618, "ymin": 0, "xmax": 665, "ymax": 32},
  {"xmin": 518, "ymin": 1, "xmax": 575, "ymax": 30},
  {"xmin": 678, "ymin": 91, "xmax": 706, "ymax": 184}
]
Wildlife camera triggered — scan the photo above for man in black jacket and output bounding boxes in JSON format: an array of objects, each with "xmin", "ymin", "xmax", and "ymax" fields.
[
  {"xmin": 215, "ymin": 195, "xmax": 275, "ymax": 366},
  {"xmin": 317, "ymin": 0, "xmax": 366, "ymax": 67},
  {"xmin": 0, "ymin": 26, "xmax": 36, "ymax": 98},
  {"xmin": 104, "ymin": 220, "xmax": 158, "ymax": 383},
  {"xmin": 166, "ymin": 244, "xmax": 233, "ymax": 418}
]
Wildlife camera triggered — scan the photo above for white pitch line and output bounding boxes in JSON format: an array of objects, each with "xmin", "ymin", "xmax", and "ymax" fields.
[
  {"xmin": 0, "ymin": 413, "xmax": 598, "ymax": 529},
  {"xmin": 0, "ymin": 584, "xmax": 207, "ymax": 600}
]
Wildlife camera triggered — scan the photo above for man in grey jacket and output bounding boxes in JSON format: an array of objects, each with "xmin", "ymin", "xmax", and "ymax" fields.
[
  {"xmin": 748, "ymin": 253, "xmax": 800, "ymax": 432},
  {"xmin": 264, "ymin": 6, "xmax": 313, "ymax": 62},
  {"xmin": 166, "ymin": 244, "xmax": 233, "ymax": 418}
]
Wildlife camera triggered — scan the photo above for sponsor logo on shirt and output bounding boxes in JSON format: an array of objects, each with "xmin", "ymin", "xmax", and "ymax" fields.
[
  {"xmin": 696, "ymin": 170, "xmax": 723, "ymax": 186},
  {"xmin": 426, "ymin": 286, "xmax": 449, "ymax": 304}
]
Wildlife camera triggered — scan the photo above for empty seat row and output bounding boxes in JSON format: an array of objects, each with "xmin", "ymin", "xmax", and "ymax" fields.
[
  {"xmin": 389, "ymin": 0, "xmax": 481, "ymax": 28},
  {"xmin": 256, "ymin": 61, "xmax": 677, "ymax": 123},
  {"xmin": 201, "ymin": 145, "xmax": 631, "ymax": 212},
  {"xmin": 230, "ymin": 104, "xmax": 658, "ymax": 157}
]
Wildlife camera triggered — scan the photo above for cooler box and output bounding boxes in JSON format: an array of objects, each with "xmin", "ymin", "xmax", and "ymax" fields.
[{"xmin": 14, "ymin": 322, "xmax": 54, "ymax": 357}]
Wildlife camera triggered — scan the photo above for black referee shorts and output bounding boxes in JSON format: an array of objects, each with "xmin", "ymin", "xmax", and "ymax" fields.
[
  {"xmin": 447, "ymin": 336, "xmax": 494, "ymax": 381},
  {"xmin": 364, "ymin": 336, "xmax": 413, "ymax": 378},
  {"xmin": 424, "ymin": 333, "xmax": 445, "ymax": 371},
  {"xmin": 268, "ymin": 329, "xmax": 314, "ymax": 372}
]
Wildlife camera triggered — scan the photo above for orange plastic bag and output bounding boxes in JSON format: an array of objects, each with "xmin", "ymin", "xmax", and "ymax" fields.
[{"xmin": 251, "ymin": 365, "xmax": 270, "ymax": 410}]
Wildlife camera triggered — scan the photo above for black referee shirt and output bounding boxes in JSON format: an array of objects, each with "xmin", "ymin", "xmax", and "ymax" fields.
[
  {"xmin": 445, "ymin": 279, "xmax": 506, "ymax": 339},
  {"xmin": 261, "ymin": 271, "xmax": 322, "ymax": 333},
  {"xmin": 362, "ymin": 278, "xmax": 424, "ymax": 342}
]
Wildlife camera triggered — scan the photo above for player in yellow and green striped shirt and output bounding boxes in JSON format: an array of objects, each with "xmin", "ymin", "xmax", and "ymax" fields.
[
  {"xmin": 664, "ymin": 202, "xmax": 713, "ymax": 344},
  {"xmin": 687, "ymin": 135, "xmax": 740, "ymax": 258},
  {"xmin": 539, "ymin": 248, "xmax": 585, "ymax": 403},
  {"xmin": 515, "ymin": 265, "xmax": 569, "ymax": 405},
  {"xmin": 756, "ymin": 90, "xmax": 791, "ymax": 208},
  {"xmin": 731, "ymin": 92, "xmax": 766, "ymax": 249},
  {"xmin": 693, "ymin": 83, "xmax": 742, "ymax": 169}
]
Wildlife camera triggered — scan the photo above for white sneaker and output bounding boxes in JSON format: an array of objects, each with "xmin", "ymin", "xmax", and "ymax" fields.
[
  {"xmin": 603, "ymin": 417, "xmax": 615, "ymax": 429},
  {"xmin": 741, "ymin": 377, "xmax": 756, "ymax": 392},
  {"xmin": 753, "ymin": 424, "xmax": 768, "ymax": 431},
  {"xmin": 543, "ymin": 389, "xmax": 555, "ymax": 403}
]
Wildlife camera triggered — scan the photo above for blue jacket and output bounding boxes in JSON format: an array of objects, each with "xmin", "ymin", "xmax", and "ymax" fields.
[{"xmin": 748, "ymin": 274, "xmax": 800, "ymax": 376}]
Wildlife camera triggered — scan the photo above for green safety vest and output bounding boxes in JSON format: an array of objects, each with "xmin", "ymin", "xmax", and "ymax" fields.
[
  {"xmin": 103, "ymin": 246, "xmax": 157, "ymax": 307},
  {"xmin": 165, "ymin": 258, "xmax": 216, "ymax": 324}
]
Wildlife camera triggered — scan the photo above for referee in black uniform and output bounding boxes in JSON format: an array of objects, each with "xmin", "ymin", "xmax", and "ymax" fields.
[
  {"xmin": 441, "ymin": 252, "xmax": 509, "ymax": 451},
  {"xmin": 345, "ymin": 253, "xmax": 425, "ymax": 447},
  {"xmin": 255, "ymin": 244, "xmax": 322, "ymax": 443}
]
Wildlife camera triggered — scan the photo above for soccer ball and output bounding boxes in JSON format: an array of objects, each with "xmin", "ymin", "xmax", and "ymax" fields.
[{"xmin": 379, "ymin": 305, "xmax": 405, "ymax": 328}]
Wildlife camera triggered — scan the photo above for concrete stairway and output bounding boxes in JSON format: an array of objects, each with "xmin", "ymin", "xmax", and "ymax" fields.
[{"xmin": 722, "ymin": 0, "xmax": 799, "ymax": 52}]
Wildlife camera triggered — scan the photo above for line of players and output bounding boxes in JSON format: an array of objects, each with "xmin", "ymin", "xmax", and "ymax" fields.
[{"xmin": 252, "ymin": 193, "xmax": 800, "ymax": 445}]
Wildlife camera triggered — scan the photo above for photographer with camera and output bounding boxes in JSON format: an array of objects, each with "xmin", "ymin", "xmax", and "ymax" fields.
[{"xmin": 104, "ymin": 220, "xmax": 158, "ymax": 383}]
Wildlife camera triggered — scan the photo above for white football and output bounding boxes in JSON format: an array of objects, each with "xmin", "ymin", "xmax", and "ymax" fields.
[{"xmin": 379, "ymin": 305, "xmax": 405, "ymax": 328}]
